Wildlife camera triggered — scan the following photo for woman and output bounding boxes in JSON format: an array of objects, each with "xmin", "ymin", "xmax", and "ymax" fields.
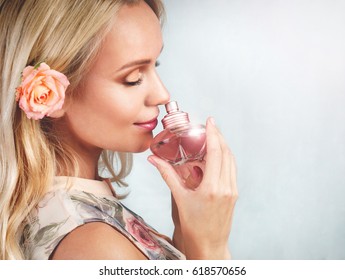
[{"xmin": 0, "ymin": 0, "xmax": 238, "ymax": 260}]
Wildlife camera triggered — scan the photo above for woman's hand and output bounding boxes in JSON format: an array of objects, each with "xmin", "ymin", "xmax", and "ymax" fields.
[{"xmin": 148, "ymin": 117, "xmax": 238, "ymax": 259}]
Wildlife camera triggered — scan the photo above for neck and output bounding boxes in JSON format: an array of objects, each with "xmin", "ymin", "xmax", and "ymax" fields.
[
  {"xmin": 56, "ymin": 146, "xmax": 102, "ymax": 180},
  {"xmin": 53, "ymin": 121, "xmax": 103, "ymax": 180}
]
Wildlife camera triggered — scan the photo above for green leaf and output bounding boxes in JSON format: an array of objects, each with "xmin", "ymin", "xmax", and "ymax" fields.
[{"xmin": 33, "ymin": 61, "xmax": 44, "ymax": 69}]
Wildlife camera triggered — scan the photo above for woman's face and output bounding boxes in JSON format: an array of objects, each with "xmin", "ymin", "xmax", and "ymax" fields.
[{"xmin": 61, "ymin": 1, "xmax": 169, "ymax": 156}]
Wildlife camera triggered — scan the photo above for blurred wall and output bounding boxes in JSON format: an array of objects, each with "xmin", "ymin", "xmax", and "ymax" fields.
[{"xmin": 123, "ymin": 0, "xmax": 345, "ymax": 259}]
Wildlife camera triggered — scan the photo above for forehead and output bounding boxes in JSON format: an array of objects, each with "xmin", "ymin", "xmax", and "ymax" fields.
[{"xmin": 95, "ymin": 2, "xmax": 163, "ymax": 70}]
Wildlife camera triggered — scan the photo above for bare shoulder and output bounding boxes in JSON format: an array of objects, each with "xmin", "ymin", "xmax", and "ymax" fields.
[{"xmin": 50, "ymin": 222, "xmax": 147, "ymax": 260}]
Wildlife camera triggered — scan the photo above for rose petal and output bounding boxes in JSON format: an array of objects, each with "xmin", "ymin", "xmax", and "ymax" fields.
[
  {"xmin": 45, "ymin": 69, "xmax": 70, "ymax": 88},
  {"xmin": 21, "ymin": 66, "xmax": 35, "ymax": 80}
]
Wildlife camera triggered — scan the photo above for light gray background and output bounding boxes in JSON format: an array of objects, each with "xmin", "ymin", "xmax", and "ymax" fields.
[{"xmin": 122, "ymin": 0, "xmax": 345, "ymax": 259}]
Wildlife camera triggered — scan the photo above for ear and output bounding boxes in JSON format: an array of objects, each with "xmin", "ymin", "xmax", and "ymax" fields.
[{"xmin": 48, "ymin": 108, "xmax": 65, "ymax": 118}]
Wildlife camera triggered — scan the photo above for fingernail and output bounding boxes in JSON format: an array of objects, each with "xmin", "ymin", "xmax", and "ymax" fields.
[{"xmin": 147, "ymin": 156, "xmax": 158, "ymax": 167}]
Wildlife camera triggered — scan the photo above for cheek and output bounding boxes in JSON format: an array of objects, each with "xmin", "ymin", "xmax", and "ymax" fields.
[
  {"xmin": 98, "ymin": 97, "xmax": 141, "ymax": 126},
  {"xmin": 64, "ymin": 81, "xmax": 151, "ymax": 151},
  {"xmin": 88, "ymin": 82, "xmax": 142, "ymax": 115},
  {"xmin": 66, "ymin": 92, "xmax": 138, "ymax": 136},
  {"xmin": 75, "ymin": 85, "xmax": 131, "ymax": 123}
]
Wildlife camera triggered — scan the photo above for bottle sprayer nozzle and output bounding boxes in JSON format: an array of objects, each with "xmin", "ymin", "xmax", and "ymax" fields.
[{"xmin": 165, "ymin": 101, "xmax": 179, "ymax": 113}]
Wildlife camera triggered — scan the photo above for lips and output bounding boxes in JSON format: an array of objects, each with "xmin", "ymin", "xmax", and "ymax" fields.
[{"xmin": 134, "ymin": 117, "xmax": 158, "ymax": 131}]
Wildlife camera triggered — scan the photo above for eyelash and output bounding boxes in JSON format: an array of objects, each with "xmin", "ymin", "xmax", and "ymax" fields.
[
  {"xmin": 124, "ymin": 60, "xmax": 160, "ymax": 87},
  {"xmin": 125, "ymin": 78, "xmax": 143, "ymax": 87}
]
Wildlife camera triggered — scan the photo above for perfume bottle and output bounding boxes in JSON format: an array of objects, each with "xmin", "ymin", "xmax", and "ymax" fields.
[{"xmin": 150, "ymin": 101, "xmax": 206, "ymax": 166}]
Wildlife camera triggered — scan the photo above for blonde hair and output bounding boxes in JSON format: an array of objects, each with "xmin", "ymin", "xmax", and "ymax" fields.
[{"xmin": 0, "ymin": 0, "xmax": 164, "ymax": 260}]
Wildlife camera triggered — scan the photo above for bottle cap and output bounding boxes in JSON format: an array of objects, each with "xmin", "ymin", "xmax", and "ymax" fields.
[{"xmin": 162, "ymin": 101, "xmax": 190, "ymax": 129}]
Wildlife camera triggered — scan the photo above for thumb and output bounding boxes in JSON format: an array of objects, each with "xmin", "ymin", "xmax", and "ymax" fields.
[{"xmin": 147, "ymin": 155, "xmax": 184, "ymax": 194}]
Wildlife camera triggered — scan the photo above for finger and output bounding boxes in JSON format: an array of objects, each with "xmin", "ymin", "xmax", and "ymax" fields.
[
  {"xmin": 202, "ymin": 117, "xmax": 222, "ymax": 186},
  {"xmin": 184, "ymin": 165, "xmax": 204, "ymax": 189},
  {"xmin": 230, "ymin": 155, "xmax": 239, "ymax": 199},
  {"xmin": 216, "ymin": 128, "xmax": 233, "ymax": 188},
  {"xmin": 215, "ymin": 125, "xmax": 238, "ymax": 198},
  {"xmin": 147, "ymin": 155, "xmax": 186, "ymax": 196}
]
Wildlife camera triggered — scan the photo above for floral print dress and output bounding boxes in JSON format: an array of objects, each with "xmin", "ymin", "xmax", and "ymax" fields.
[{"xmin": 20, "ymin": 176, "xmax": 185, "ymax": 260}]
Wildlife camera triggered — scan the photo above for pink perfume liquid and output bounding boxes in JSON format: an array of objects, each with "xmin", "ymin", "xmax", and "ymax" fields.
[{"xmin": 150, "ymin": 101, "xmax": 206, "ymax": 166}]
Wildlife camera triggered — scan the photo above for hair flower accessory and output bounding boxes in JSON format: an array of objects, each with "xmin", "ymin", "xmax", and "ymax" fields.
[{"xmin": 16, "ymin": 62, "xmax": 70, "ymax": 120}]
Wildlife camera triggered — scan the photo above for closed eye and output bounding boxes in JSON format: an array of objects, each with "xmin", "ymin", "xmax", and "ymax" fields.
[
  {"xmin": 124, "ymin": 69, "xmax": 143, "ymax": 86},
  {"xmin": 125, "ymin": 78, "xmax": 143, "ymax": 86}
]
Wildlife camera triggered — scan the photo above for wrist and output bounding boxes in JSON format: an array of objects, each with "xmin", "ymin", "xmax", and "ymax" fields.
[
  {"xmin": 184, "ymin": 242, "xmax": 231, "ymax": 260},
  {"xmin": 172, "ymin": 228, "xmax": 185, "ymax": 253}
]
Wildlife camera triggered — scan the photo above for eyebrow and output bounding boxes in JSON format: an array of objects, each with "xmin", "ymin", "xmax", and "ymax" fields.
[
  {"xmin": 117, "ymin": 59, "xmax": 152, "ymax": 72},
  {"xmin": 117, "ymin": 45, "xmax": 164, "ymax": 72}
]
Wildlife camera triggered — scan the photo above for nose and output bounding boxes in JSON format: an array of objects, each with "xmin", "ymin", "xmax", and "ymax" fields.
[{"xmin": 145, "ymin": 70, "xmax": 170, "ymax": 106}]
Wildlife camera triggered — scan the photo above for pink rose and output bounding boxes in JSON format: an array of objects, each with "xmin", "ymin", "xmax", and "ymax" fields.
[
  {"xmin": 126, "ymin": 217, "xmax": 163, "ymax": 253},
  {"xmin": 16, "ymin": 62, "xmax": 69, "ymax": 120}
]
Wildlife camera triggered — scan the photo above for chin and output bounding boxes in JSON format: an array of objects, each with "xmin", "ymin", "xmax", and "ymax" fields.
[
  {"xmin": 136, "ymin": 143, "xmax": 151, "ymax": 153},
  {"xmin": 125, "ymin": 139, "xmax": 151, "ymax": 153},
  {"xmin": 134, "ymin": 147, "xmax": 150, "ymax": 153},
  {"xmin": 139, "ymin": 137, "xmax": 155, "ymax": 153}
]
